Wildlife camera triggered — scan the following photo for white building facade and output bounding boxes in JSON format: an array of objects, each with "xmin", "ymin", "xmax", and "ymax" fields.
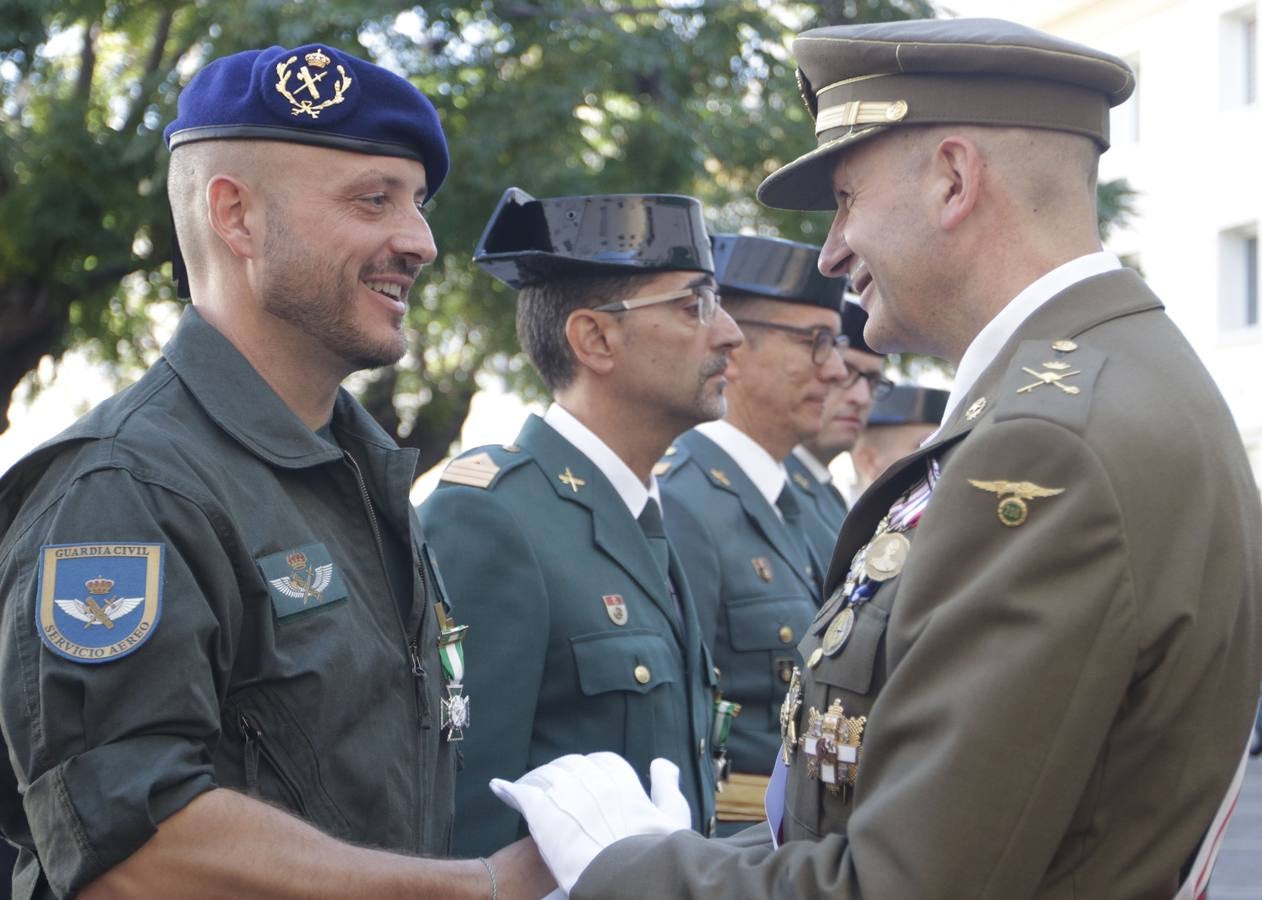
[{"xmin": 958, "ymin": 0, "xmax": 1262, "ymax": 478}]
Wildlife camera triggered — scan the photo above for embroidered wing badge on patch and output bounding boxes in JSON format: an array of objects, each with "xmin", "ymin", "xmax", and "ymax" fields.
[
  {"xmin": 257, "ymin": 543, "xmax": 348, "ymax": 619},
  {"xmin": 37, "ymin": 543, "xmax": 163, "ymax": 663}
]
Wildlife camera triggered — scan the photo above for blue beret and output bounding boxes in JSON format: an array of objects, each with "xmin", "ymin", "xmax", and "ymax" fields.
[{"xmin": 164, "ymin": 44, "xmax": 449, "ymax": 196}]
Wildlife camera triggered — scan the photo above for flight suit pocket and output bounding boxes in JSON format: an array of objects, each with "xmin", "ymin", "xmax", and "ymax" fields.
[
  {"xmin": 812, "ymin": 603, "xmax": 889, "ymax": 696},
  {"xmin": 225, "ymin": 686, "xmax": 351, "ymax": 838},
  {"xmin": 571, "ymin": 629, "xmax": 677, "ymax": 696}
]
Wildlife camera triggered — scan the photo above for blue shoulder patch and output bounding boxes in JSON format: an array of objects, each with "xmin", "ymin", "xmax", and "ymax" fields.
[{"xmin": 37, "ymin": 543, "xmax": 164, "ymax": 663}]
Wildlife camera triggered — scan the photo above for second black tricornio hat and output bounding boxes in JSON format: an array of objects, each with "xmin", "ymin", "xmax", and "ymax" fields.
[
  {"xmin": 474, "ymin": 187, "xmax": 714, "ymax": 289},
  {"xmin": 711, "ymin": 234, "xmax": 844, "ymax": 312}
]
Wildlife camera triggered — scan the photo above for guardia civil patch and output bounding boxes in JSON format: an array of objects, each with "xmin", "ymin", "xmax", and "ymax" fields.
[
  {"xmin": 37, "ymin": 543, "xmax": 163, "ymax": 664},
  {"xmin": 257, "ymin": 543, "xmax": 348, "ymax": 619}
]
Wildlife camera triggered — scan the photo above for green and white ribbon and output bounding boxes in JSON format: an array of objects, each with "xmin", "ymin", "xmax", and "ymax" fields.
[{"xmin": 712, "ymin": 698, "xmax": 741, "ymax": 749}]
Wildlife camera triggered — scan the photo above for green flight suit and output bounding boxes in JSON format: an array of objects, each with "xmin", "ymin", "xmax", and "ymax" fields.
[
  {"xmin": 571, "ymin": 270, "xmax": 1262, "ymax": 899},
  {"xmin": 657, "ymin": 430, "xmax": 822, "ymax": 784},
  {"xmin": 0, "ymin": 309, "xmax": 458, "ymax": 899},
  {"xmin": 784, "ymin": 452, "xmax": 848, "ymax": 570},
  {"xmin": 418, "ymin": 414, "xmax": 717, "ymax": 857}
]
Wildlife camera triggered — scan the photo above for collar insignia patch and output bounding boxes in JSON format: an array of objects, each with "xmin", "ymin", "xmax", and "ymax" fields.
[{"xmin": 37, "ymin": 543, "xmax": 164, "ymax": 663}]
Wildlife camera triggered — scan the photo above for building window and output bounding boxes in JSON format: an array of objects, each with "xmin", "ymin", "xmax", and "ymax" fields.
[
  {"xmin": 1221, "ymin": 6, "xmax": 1258, "ymax": 108},
  {"xmin": 1111, "ymin": 59, "xmax": 1140, "ymax": 143},
  {"xmin": 1219, "ymin": 224, "xmax": 1259, "ymax": 331}
]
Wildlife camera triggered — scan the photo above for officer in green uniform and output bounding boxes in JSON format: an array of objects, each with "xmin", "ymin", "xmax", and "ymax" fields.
[
  {"xmin": 786, "ymin": 300, "xmax": 891, "ymax": 564},
  {"xmin": 0, "ymin": 45, "xmax": 552, "ymax": 899},
  {"xmin": 657, "ymin": 233, "xmax": 846, "ymax": 828},
  {"xmin": 418, "ymin": 188, "xmax": 743, "ymax": 855},
  {"xmin": 850, "ymin": 384, "xmax": 948, "ymax": 494},
  {"xmin": 485, "ymin": 18, "xmax": 1262, "ymax": 900}
]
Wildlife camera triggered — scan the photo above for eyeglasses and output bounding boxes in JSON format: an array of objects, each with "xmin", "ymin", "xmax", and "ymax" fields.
[
  {"xmin": 840, "ymin": 367, "xmax": 895, "ymax": 399},
  {"xmin": 592, "ymin": 283, "xmax": 722, "ymax": 326},
  {"xmin": 732, "ymin": 319, "xmax": 849, "ymax": 366}
]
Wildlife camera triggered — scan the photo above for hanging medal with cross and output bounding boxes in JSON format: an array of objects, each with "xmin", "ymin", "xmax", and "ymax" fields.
[
  {"xmin": 435, "ymin": 603, "xmax": 470, "ymax": 741},
  {"xmin": 711, "ymin": 694, "xmax": 742, "ymax": 790}
]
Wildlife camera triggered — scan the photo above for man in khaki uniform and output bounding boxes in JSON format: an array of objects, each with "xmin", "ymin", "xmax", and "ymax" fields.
[{"xmin": 490, "ymin": 18, "xmax": 1262, "ymax": 900}]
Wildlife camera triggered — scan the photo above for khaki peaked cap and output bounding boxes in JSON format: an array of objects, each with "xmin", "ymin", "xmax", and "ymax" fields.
[{"xmin": 758, "ymin": 18, "xmax": 1136, "ymax": 211}]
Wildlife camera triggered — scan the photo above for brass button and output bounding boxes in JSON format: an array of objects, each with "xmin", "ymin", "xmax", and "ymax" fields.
[
  {"xmin": 634, "ymin": 664, "xmax": 651, "ymax": 684},
  {"xmin": 778, "ymin": 625, "xmax": 794, "ymax": 644}
]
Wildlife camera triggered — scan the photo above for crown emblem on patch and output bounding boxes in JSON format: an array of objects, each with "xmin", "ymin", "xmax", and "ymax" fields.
[
  {"xmin": 304, "ymin": 48, "xmax": 331, "ymax": 69},
  {"xmin": 286, "ymin": 551, "xmax": 308, "ymax": 570},
  {"xmin": 85, "ymin": 576, "xmax": 114, "ymax": 595}
]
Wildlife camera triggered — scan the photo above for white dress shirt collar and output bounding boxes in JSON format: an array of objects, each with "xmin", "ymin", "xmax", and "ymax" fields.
[
  {"xmin": 791, "ymin": 445, "xmax": 833, "ymax": 484},
  {"xmin": 934, "ymin": 251, "xmax": 1122, "ymax": 436},
  {"xmin": 695, "ymin": 419, "xmax": 787, "ymax": 510},
  {"xmin": 544, "ymin": 403, "xmax": 659, "ymax": 518}
]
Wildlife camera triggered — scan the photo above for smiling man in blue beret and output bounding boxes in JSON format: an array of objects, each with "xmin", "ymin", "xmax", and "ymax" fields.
[{"xmin": 0, "ymin": 44, "xmax": 552, "ymax": 898}]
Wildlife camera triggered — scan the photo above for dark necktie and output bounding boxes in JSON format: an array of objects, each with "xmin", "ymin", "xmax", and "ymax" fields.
[
  {"xmin": 776, "ymin": 484, "xmax": 821, "ymax": 589},
  {"xmin": 638, "ymin": 498, "xmax": 671, "ymax": 584}
]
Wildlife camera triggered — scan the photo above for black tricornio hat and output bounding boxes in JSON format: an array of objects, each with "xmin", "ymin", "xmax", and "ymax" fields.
[
  {"xmin": 711, "ymin": 234, "xmax": 844, "ymax": 312},
  {"xmin": 869, "ymin": 385, "xmax": 949, "ymax": 426},
  {"xmin": 474, "ymin": 187, "xmax": 714, "ymax": 290},
  {"xmin": 841, "ymin": 300, "xmax": 881, "ymax": 356}
]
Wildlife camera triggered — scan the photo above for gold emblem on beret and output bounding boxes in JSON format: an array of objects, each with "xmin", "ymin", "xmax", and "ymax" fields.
[
  {"xmin": 965, "ymin": 397, "xmax": 987, "ymax": 420},
  {"xmin": 274, "ymin": 49, "xmax": 352, "ymax": 119},
  {"xmin": 968, "ymin": 479, "xmax": 1065, "ymax": 527}
]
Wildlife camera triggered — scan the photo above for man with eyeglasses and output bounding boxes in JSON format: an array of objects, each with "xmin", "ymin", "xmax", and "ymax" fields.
[
  {"xmin": 417, "ymin": 189, "xmax": 743, "ymax": 855},
  {"xmin": 653, "ymin": 233, "xmax": 847, "ymax": 832},
  {"xmin": 787, "ymin": 300, "xmax": 890, "ymax": 562}
]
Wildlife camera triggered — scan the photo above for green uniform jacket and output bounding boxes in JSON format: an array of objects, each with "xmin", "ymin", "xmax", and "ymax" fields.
[
  {"xmin": 0, "ymin": 309, "xmax": 457, "ymax": 899},
  {"xmin": 658, "ymin": 430, "xmax": 822, "ymax": 777},
  {"xmin": 573, "ymin": 270, "xmax": 1262, "ymax": 899},
  {"xmin": 418, "ymin": 415, "xmax": 717, "ymax": 856},
  {"xmin": 784, "ymin": 452, "xmax": 848, "ymax": 570}
]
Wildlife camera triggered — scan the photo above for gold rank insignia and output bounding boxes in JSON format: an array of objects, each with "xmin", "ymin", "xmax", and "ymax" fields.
[
  {"xmin": 709, "ymin": 468, "xmax": 732, "ymax": 487},
  {"xmin": 968, "ymin": 479, "xmax": 1065, "ymax": 527},
  {"xmin": 558, "ymin": 467, "xmax": 586, "ymax": 492},
  {"xmin": 751, "ymin": 556, "xmax": 773, "ymax": 582},
  {"xmin": 440, "ymin": 452, "xmax": 501, "ymax": 488},
  {"xmin": 965, "ymin": 397, "xmax": 987, "ymax": 420},
  {"xmin": 1017, "ymin": 365, "xmax": 1082, "ymax": 395},
  {"xmin": 1051, "ymin": 339, "xmax": 1078, "ymax": 352},
  {"xmin": 792, "ymin": 472, "xmax": 812, "ymax": 490},
  {"xmin": 274, "ymin": 49, "xmax": 353, "ymax": 119},
  {"xmin": 652, "ymin": 460, "xmax": 673, "ymax": 476}
]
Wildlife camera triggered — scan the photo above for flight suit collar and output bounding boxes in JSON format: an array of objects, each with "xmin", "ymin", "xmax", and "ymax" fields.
[
  {"xmin": 517, "ymin": 415, "xmax": 686, "ymax": 641},
  {"xmin": 163, "ymin": 306, "xmax": 353, "ymax": 469}
]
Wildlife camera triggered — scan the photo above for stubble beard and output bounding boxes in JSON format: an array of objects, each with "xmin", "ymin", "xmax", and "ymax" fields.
[
  {"xmin": 261, "ymin": 218, "xmax": 408, "ymax": 372},
  {"xmin": 691, "ymin": 353, "xmax": 729, "ymax": 422}
]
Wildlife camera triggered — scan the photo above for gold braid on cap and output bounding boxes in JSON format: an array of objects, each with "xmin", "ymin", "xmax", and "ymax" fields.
[{"xmin": 796, "ymin": 67, "xmax": 818, "ymax": 121}]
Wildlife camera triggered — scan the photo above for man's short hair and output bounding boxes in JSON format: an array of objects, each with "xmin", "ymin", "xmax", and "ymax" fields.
[{"xmin": 516, "ymin": 267, "xmax": 638, "ymax": 392}]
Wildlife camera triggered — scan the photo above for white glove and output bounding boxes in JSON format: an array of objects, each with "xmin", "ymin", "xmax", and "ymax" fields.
[{"xmin": 490, "ymin": 752, "xmax": 692, "ymax": 893}]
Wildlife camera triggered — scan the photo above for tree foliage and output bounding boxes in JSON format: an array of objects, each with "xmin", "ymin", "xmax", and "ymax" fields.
[{"xmin": 4, "ymin": 1, "xmax": 1135, "ymax": 471}]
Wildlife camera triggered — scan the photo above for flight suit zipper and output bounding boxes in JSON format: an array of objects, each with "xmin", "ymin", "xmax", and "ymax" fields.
[{"xmin": 341, "ymin": 449, "xmax": 433, "ymax": 854}]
